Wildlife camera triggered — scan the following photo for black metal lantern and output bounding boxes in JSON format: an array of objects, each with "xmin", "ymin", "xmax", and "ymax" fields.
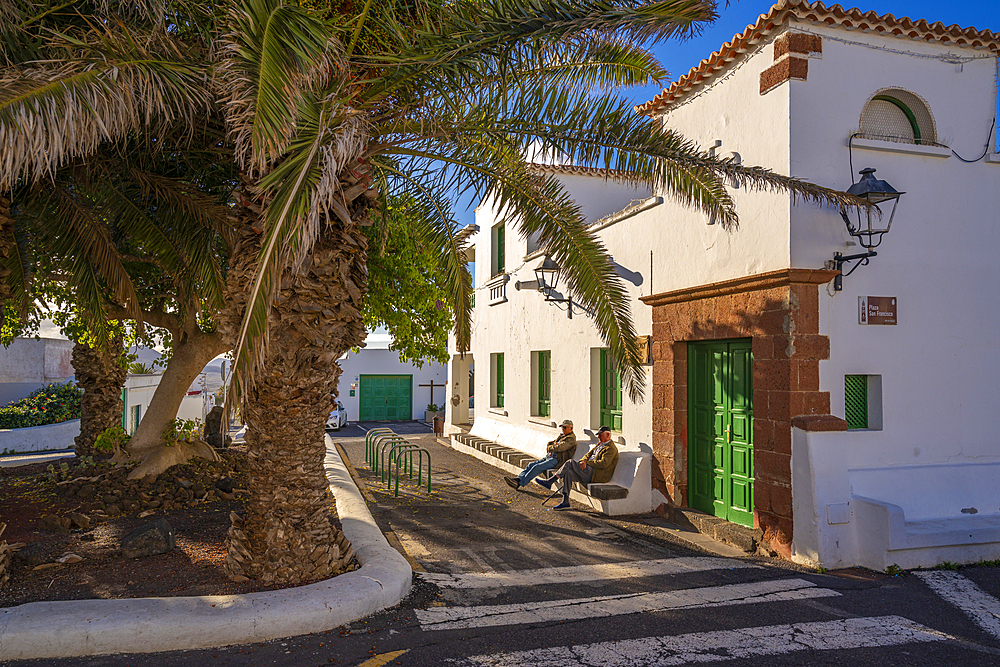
[
  {"xmin": 533, "ymin": 255, "xmax": 561, "ymax": 295},
  {"xmin": 510, "ymin": 254, "xmax": 573, "ymax": 318},
  {"xmin": 833, "ymin": 167, "xmax": 904, "ymax": 291}
]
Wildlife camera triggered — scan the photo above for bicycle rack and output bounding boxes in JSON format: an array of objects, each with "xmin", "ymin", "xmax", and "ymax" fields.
[
  {"xmin": 377, "ymin": 436, "xmax": 409, "ymax": 479},
  {"xmin": 370, "ymin": 432, "xmax": 405, "ymax": 472},
  {"xmin": 365, "ymin": 428, "xmax": 396, "ymax": 467},
  {"xmin": 388, "ymin": 444, "xmax": 431, "ymax": 497}
]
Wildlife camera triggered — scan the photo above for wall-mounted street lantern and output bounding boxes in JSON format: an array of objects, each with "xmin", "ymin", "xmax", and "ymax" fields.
[
  {"xmin": 833, "ymin": 167, "xmax": 904, "ymax": 291},
  {"xmin": 515, "ymin": 254, "xmax": 573, "ymax": 318}
]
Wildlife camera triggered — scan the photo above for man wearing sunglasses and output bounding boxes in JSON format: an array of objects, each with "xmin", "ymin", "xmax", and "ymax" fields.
[{"xmin": 504, "ymin": 419, "xmax": 577, "ymax": 491}]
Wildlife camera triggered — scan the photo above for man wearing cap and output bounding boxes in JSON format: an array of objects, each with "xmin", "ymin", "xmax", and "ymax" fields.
[
  {"xmin": 536, "ymin": 425, "xmax": 619, "ymax": 510},
  {"xmin": 504, "ymin": 419, "xmax": 577, "ymax": 491}
]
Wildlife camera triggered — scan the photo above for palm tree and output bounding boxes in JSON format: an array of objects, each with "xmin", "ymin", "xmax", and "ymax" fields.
[
  {"xmin": 1, "ymin": 0, "xmax": 868, "ymax": 584},
  {"xmin": 15, "ymin": 130, "xmax": 237, "ymax": 476}
]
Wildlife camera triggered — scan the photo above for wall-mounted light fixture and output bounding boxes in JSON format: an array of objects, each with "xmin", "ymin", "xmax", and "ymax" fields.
[
  {"xmin": 515, "ymin": 254, "xmax": 573, "ymax": 318},
  {"xmin": 833, "ymin": 167, "xmax": 904, "ymax": 291}
]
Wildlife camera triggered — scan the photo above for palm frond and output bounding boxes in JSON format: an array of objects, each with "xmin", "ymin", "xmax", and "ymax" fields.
[
  {"xmin": 0, "ymin": 23, "xmax": 211, "ymax": 189},
  {"xmin": 216, "ymin": 0, "xmax": 345, "ymax": 173}
]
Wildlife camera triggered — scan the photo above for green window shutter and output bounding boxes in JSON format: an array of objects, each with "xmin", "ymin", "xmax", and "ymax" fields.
[
  {"xmin": 537, "ymin": 351, "xmax": 551, "ymax": 417},
  {"xmin": 495, "ymin": 353, "xmax": 504, "ymax": 408},
  {"xmin": 599, "ymin": 349, "xmax": 623, "ymax": 431},
  {"xmin": 845, "ymin": 375, "xmax": 868, "ymax": 429},
  {"xmin": 497, "ymin": 225, "xmax": 505, "ymax": 273}
]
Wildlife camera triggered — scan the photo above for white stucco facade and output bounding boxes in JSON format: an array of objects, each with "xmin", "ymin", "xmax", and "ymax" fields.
[
  {"xmin": 335, "ymin": 349, "xmax": 447, "ymax": 423},
  {"xmin": 0, "ymin": 337, "xmax": 75, "ymax": 406},
  {"xmin": 450, "ymin": 2, "xmax": 1000, "ymax": 567}
]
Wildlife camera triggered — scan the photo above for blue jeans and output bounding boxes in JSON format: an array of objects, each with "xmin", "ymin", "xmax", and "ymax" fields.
[{"xmin": 517, "ymin": 455, "xmax": 558, "ymax": 487}]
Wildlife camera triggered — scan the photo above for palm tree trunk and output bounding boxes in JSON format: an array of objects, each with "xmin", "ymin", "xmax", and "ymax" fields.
[
  {"xmin": 0, "ymin": 195, "xmax": 14, "ymax": 312},
  {"xmin": 72, "ymin": 338, "xmax": 128, "ymax": 457},
  {"xmin": 223, "ymin": 218, "xmax": 369, "ymax": 584}
]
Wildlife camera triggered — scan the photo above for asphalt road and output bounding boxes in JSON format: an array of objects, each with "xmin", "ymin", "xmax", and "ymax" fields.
[{"xmin": 10, "ymin": 421, "xmax": 1000, "ymax": 666}]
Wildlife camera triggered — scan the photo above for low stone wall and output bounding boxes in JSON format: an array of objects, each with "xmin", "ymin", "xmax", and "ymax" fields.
[{"xmin": 0, "ymin": 419, "xmax": 80, "ymax": 454}]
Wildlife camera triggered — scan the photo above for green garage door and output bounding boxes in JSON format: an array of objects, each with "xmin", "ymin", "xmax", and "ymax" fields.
[{"xmin": 360, "ymin": 375, "xmax": 413, "ymax": 421}]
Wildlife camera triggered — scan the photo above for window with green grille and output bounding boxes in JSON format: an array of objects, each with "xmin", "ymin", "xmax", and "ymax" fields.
[
  {"xmin": 599, "ymin": 349, "xmax": 623, "ymax": 431},
  {"xmin": 845, "ymin": 375, "xmax": 868, "ymax": 429},
  {"xmin": 492, "ymin": 353, "xmax": 504, "ymax": 408},
  {"xmin": 491, "ymin": 224, "xmax": 505, "ymax": 276},
  {"xmin": 537, "ymin": 351, "xmax": 551, "ymax": 417}
]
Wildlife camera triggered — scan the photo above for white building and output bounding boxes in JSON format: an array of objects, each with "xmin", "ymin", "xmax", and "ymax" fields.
[
  {"xmin": 449, "ymin": 1, "xmax": 1000, "ymax": 570},
  {"xmin": 336, "ymin": 349, "xmax": 447, "ymax": 423},
  {"xmin": 0, "ymin": 337, "xmax": 74, "ymax": 405}
]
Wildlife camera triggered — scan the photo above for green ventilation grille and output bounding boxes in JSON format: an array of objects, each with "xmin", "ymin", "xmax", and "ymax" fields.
[{"xmin": 845, "ymin": 375, "xmax": 868, "ymax": 429}]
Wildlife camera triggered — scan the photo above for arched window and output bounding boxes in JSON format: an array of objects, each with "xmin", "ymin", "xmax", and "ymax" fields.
[{"xmin": 860, "ymin": 89, "xmax": 938, "ymax": 146}]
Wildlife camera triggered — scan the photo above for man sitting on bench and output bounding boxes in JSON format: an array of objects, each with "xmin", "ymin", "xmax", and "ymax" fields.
[
  {"xmin": 504, "ymin": 419, "xmax": 577, "ymax": 491},
  {"xmin": 536, "ymin": 425, "xmax": 618, "ymax": 510}
]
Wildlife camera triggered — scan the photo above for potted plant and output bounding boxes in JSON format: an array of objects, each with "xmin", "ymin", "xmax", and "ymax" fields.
[{"xmin": 424, "ymin": 403, "xmax": 443, "ymax": 424}]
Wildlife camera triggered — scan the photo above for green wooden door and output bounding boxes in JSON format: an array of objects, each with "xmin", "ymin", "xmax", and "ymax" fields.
[
  {"xmin": 360, "ymin": 375, "xmax": 413, "ymax": 421},
  {"xmin": 688, "ymin": 339, "xmax": 754, "ymax": 527},
  {"xmin": 599, "ymin": 349, "xmax": 623, "ymax": 431}
]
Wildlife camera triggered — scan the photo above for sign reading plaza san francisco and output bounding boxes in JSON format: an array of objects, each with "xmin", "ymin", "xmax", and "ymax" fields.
[{"xmin": 858, "ymin": 296, "xmax": 897, "ymax": 326}]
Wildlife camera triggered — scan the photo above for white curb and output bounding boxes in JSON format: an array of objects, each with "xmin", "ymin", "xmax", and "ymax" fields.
[{"xmin": 0, "ymin": 436, "xmax": 411, "ymax": 659}]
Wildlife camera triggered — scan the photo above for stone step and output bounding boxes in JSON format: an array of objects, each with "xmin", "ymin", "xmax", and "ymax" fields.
[{"xmin": 667, "ymin": 507, "xmax": 763, "ymax": 554}]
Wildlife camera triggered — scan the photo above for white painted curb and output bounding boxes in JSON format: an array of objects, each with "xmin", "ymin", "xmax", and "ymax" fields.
[{"xmin": 0, "ymin": 437, "xmax": 411, "ymax": 659}]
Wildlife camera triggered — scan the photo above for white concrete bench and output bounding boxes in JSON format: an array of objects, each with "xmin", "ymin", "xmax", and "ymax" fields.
[
  {"xmin": 450, "ymin": 432, "xmax": 650, "ymax": 515},
  {"xmin": 850, "ymin": 462, "xmax": 1000, "ymax": 570}
]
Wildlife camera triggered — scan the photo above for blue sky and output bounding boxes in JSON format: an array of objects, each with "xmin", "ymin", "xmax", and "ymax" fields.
[{"xmin": 452, "ymin": 0, "xmax": 1000, "ymax": 226}]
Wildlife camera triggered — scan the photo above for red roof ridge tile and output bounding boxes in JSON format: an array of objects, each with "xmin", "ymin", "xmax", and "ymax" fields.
[{"xmin": 636, "ymin": 0, "xmax": 1000, "ymax": 116}]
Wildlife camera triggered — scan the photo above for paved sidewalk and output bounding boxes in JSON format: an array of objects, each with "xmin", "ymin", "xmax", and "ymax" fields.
[
  {"xmin": 0, "ymin": 449, "xmax": 75, "ymax": 468},
  {"xmin": 0, "ymin": 436, "xmax": 411, "ymax": 660},
  {"xmin": 336, "ymin": 422, "xmax": 754, "ymax": 577}
]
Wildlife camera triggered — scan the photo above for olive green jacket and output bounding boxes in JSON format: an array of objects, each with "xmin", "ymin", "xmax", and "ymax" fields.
[
  {"xmin": 546, "ymin": 432, "xmax": 577, "ymax": 466},
  {"xmin": 581, "ymin": 440, "xmax": 619, "ymax": 484}
]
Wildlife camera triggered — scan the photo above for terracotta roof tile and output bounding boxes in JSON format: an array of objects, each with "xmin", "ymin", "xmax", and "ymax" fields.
[{"xmin": 636, "ymin": 0, "xmax": 1000, "ymax": 116}]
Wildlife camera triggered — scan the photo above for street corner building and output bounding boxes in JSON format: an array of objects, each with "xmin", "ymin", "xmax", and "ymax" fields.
[{"xmin": 444, "ymin": 1, "xmax": 1000, "ymax": 572}]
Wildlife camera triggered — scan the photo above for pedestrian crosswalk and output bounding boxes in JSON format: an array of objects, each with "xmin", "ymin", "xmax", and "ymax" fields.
[
  {"xmin": 415, "ymin": 554, "xmax": 1000, "ymax": 664},
  {"xmin": 420, "ymin": 556, "xmax": 759, "ymax": 589},
  {"xmin": 418, "ymin": 577, "xmax": 839, "ymax": 631},
  {"xmin": 915, "ymin": 570, "xmax": 1000, "ymax": 641},
  {"xmin": 445, "ymin": 616, "xmax": 947, "ymax": 666}
]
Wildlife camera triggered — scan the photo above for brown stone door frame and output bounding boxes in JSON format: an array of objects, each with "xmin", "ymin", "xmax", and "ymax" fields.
[{"xmin": 641, "ymin": 268, "xmax": 838, "ymax": 558}]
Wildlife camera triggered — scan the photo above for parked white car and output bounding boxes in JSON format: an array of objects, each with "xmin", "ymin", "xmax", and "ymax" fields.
[{"xmin": 326, "ymin": 401, "xmax": 348, "ymax": 430}]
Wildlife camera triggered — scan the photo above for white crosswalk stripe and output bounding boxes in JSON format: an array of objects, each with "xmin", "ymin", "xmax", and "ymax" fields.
[
  {"xmin": 444, "ymin": 615, "xmax": 946, "ymax": 666},
  {"xmin": 420, "ymin": 557, "xmax": 759, "ymax": 589},
  {"xmin": 915, "ymin": 570, "xmax": 1000, "ymax": 640},
  {"xmin": 418, "ymin": 578, "xmax": 839, "ymax": 631}
]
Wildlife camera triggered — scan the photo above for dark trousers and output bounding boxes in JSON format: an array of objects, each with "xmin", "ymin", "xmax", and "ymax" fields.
[{"xmin": 552, "ymin": 460, "xmax": 593, "ymax": 500}]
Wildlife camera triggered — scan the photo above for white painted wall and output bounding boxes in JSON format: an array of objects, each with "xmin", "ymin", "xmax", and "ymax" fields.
[
  {"xmin": 465, "ymin": 186, "xmax": 658, "ymax": 486},
  {"xmin": 644, "ymin": 33, "xmax": 793, "ymax": 296},
  {"xmin": 0, "ymin": 419, "xmax": 80, "ymax": 454},
  {"xmin": 335, "ymin": 349, "xmax": 447, "ymax": 422},
  {"xmin": 778, "ymin": 23, "xmax": 1000, "ymax": 568},
  {"xmin": 0, "ymin": 337, "xmax": 75, "ymax": 406}
]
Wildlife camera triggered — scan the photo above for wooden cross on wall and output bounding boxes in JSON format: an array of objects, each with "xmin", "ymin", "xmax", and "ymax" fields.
[{"xmin": 419, "ymin": 379, "xmax": 445, "ymax": 407}]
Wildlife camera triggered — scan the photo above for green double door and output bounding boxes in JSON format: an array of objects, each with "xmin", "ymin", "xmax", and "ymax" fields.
[
  {"xmin": 688, "ymin": 339, "xmax": 754, "ymax": 528},
  {"xmin": 359, "ymin": 375, "xmax": 412, "ymax": 421}
]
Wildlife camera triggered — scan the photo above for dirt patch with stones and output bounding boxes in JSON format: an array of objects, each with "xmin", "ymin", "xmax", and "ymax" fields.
[{"xmin": 0, "ymin": 446, "xmax": 354, "ymax": 608}]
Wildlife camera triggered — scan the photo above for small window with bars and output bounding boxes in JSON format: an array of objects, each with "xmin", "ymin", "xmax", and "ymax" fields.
[
  {"xmin": 845, "ymin": 375, "xmax": 868, "ymax": 429},
  {"xmin": 845, "ymin": 374, "xmax": 884, "ymax": 431},
  {"xmin": 859, "ymin": 89, "xmax": 939, "ymax": 146},
  {"xmin": 492, "ymin": 353, "xmax": 504, "ymax": 408},
  {"xmin": 534, "ymin": 350, "xmax": 551, "ymax": 417}
]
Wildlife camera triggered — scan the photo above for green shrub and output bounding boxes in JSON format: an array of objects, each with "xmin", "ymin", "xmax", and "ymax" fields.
[
  {"xmin": 0, "ymin": 382, "xmax": 83, "ymax": 429},
  {"xmin": 95, "ymin": 425, "xmax": 131, "ymax": 455}
]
